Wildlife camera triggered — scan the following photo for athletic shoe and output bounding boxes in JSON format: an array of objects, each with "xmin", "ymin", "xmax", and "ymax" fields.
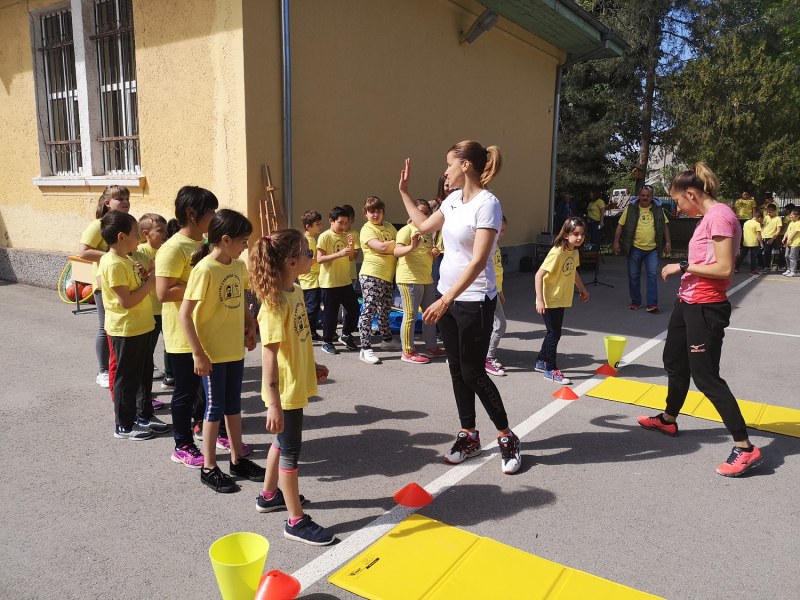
[
  {"xmin": 321, "ymin": 343, "xmax": 339, "ymax": 355},
  {"xmin": 787, "ymin": 272, "xmax": 798, "ymax": 277},
  {"xmin": 96, "ymin": 371, "xmax": 110, "ymax": 388},
  {"xmin": 629, "ymin": 303, "xmax": 640, "ymax": 310},
  {"xmin": 114, "ymin": 423, "xmax": 154, "ymax": 441},
  {"xmin": 151, "ymin": 396, "xmax": 166, "ymax": 410},
  {"xmin": 160, "ymin": 376, "xmax": 175, "ymax": 389},
  {"xmin": 423, "ymin": 347, "xmax": 447, "ymax": 359},
  {"xmin": 534, "ymin": 359, "xmax": 547, "ymax": 373},
  {"xmin": 200, "ymin": 466, "xmax": 237, "ymax": 493},
  {"xmin": 544, "ymin": 369, "xmax": 571, "ymax": 385},
  {"xmin": 311, "ymin": 332, "xmax": 323, "ymax": 342},
  {"xmin": 646, "ymin": 305, "xmax": 659, "ymax": 313},
  {"xmin": 498, "ymin": 433, "xmax": 521, "ymax": 475},
  {"xmin": 749, "ymin": 270, "xmax": 760, "ymax": 275},
  {"xmin": 734, "ymin": 268, "xmax": 740, "ymax": 273},
  {"xmin": 485, "ymin": 357, "xmax": 506, "ymax": 376},
  {"xmin": 171, "ymin": 444, "xmax": 205, "ymax": 468},
  {"xmin": 216, "ymin": 436, "xmax": 253, "ymax": 457},
  {"xmin": 340, "ymin": 334, "xmax": 358, "ymax": 351},
  {"xmin": 283, "ymin": 514, "xmax": 335, "ymax": 546},
  {"xmin": 443, "ymin": 430, "xmax": 482, "ymax": 464},
  {"xmin": 152, "ymin": 366, "xmax": 165, "ymax": 380},
  {"xmin": 782, "ymin": 270, "xmax": 791, "ymax": 276},
  {"xmin": 136, "ymin": 416, "xmax": 171, "ymax": 434},
  {"xmin": 230, "ymin": 457, "xmax": 266, "ymax": 481},
  {"xmin": 401, "ymin": 352, "xmax": 430, "ymax": 364},
  {"xmin": 359, "ymin": 348, "xmax": 381, "ymax": 365},
  {"xmin": 256, "ymin": 489, "xmax": 309, "ymax": 513},
  {"xmin": 636, "ymin": 413, "xmax": 679, "ymax": 437},
  {"xmin": 716, "ymin": 445, "xmax": 763, "ymax": 477},
  {"xmin": 380, "ymin": 337, "xmax": 401, "ymax": 351},
  {"xmin": 193, "ymin": 422, "xmax": 203, "ymax": 441}
]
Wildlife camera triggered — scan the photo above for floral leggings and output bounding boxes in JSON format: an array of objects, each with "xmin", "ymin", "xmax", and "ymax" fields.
[{"xmin": 358, "ymin": 275, "xmax": 394, "ymax": 348}]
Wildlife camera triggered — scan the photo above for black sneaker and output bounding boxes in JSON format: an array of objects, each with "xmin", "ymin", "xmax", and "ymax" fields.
[
  {"xmin": 136, "ymin": 416, "xmax": 171, "ymax": 434},
  {"xmin": 311, "ymin": 332, "xmax": 323, "ymax": 342},
  {"xmin": 200, "ymin": 466, "xmax": 238, "ymax": 493},
  {"xmin": 498, "ymin": 433, "xmax": 522, "ymax": 474},
  {"xmin": 230, "ymin": 457, "xmax": 266, "ymax": 482},
  {"xmin": 256, "ymin": 488, "xmax": 309, "ymax": 513},
  {"xmin": 321, "ymin": 343, "xmax": 339, "ymax": 355},
  {"xmin": 340, "ymin": 334, "xmax": 358, "ymax": 351},
  {"xmin": 443, "ymin": 430, "xmax": 481, "ymax": 464},
  {"xmin": 283, "ymin": 514, "xmax": 335, "ymax": 546}
]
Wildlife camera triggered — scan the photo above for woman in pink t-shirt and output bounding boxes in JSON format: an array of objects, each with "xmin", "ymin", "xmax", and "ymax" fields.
[{"xmin": 636, "ymin": 162, "xmax": 763, "ymax": 477}]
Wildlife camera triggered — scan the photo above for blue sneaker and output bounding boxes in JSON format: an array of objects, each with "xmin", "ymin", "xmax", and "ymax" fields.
[
  {"xmin": 284, "ymin": 514, "xmax": 335, "ymax": 546},
  {"xmin": 321, "ymin": 343, "xmax": 339, "ymax": 355},
  {"xmin": 534, "ymin": 360, "xmax": 547, "ymax": 373},
  {"xmin": 544, "ymin": 369, "xmax": 572, "ymax": 385}
]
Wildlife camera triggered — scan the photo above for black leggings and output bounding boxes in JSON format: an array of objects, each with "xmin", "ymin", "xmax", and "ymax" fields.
[
  {"xmin": 663, "ymin": 299, "xmax": 748, "ymax": 441},
  {"xmin": 438, "ymin": 295, "xmax": 508, "ymax": 432}
]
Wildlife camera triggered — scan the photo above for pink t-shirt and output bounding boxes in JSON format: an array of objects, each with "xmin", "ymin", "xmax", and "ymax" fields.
[{"xmin": 679, "ymin": 203, "xmax": 741, "ymax": 304}]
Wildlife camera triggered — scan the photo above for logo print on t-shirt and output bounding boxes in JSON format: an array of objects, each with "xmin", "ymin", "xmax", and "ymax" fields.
[
  {"xmin": 562, "ymin": 256, "xmax": 575, "ymax": 276},
  {"xmin": 640, "ymin": 211, "xmax": 653, "ymax": 225},
  {"xmin": 379, "ymin": 229, "xmax": 393, "ymax": 242},
  {"xmin": 217, "ymin": 274, "xmax": 242, "ymax": 310},
  {"xmin": 332, "ymin": 239, "xmax": 346, "ymax": 253},
  {"xmin": 292, "ymin": 300, "xmax": 310, "ymax": 342}
]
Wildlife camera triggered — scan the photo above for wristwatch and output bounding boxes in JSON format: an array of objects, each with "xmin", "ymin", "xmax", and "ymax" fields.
[{"xmin": 679, "ymin": 260, "xmax": 689, "ymax": 274}]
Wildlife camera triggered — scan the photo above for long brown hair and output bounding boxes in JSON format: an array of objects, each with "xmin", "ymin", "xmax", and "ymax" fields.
[
  {"xmin": 448, "ymin": 140, "xmax": 502, "ymax": 186},
  {"xmin": 553, "ymin": 217, "xmax": 586, "ymax": 250},
  {"xmin": 249, "ymin": 228, "xmax": 305, "ymax": 310}
]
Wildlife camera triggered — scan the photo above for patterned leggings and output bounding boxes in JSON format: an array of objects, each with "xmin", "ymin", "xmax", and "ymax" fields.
[{"xmin": 358, "ymin": 275, "xmax": 394, "ymax": 348}]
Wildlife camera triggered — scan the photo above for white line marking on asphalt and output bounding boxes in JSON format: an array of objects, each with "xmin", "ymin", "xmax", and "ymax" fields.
[
  {"xmin": 728, "ymin": 327, "xmax": 800, "ymax": 339},
  {"xmin": 292, "ymin": 273, "xmax": 759, "ymax": 591}
]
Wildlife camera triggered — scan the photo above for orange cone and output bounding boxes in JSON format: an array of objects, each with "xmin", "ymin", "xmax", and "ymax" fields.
[
  {"xmin": 552, "ymin": 387, "xmax": 579, "ymax": 400},
  {"xmin": 595, "ymin": 363, "xmax": 618, "ymax": 376},
  {"xmin": 393, "ymin": 482, "xmax": 433, "ymax": 508},
  {"xmin": 255, "ymin": 570, "xmax": 301, "ymax": 600}
]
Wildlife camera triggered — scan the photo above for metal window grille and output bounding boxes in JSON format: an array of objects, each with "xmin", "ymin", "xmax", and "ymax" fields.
[
  {"xmin": 39, "ymin": 9, "xmax": 82, "ymax": 176},
  {"xmin": 92, "ymin": 0, "xmax": 140, "ymax": 174}
]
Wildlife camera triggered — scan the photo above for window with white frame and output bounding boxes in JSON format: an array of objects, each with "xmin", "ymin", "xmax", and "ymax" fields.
[{"xmin": 32, "ymin": 0, "xmax": 141, "ymax": 182}]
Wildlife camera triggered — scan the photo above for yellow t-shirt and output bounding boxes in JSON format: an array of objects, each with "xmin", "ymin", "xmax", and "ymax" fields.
[
  {"xmin": 317, "ymin": 229, "xmax": 352, "ymax": 288},
  {"xmin": 349, "ymin": 229, "xmax": 360, "ymax": 281},
  {"xmin": 493, "ymin": 245, "xmax": 504, "ymax": 294},
  {"xmin": 395, "ymin": 224, "xmax": 434, "ymax": 285},
  {"xmin": 298, "ymin": 232, "xmax": 320, "ymax": 290},
  {"xmin": 734, "ymin": 198, "xmax": 757, "ymax": 219},
  {"xmin": 359, "ymin": 221, "xmax": 397, "ymax": 282},
  {"xmin": 586, "ymin": 198, "xmax": 605, "ymax": 222},
  {"xmin": 742, "ymin": 219, "xmax": 762, "ymax": 247},
  {"xmin": 761, "ymin": 215, "xmax": 782, "ymax": 239},
  {"xmin": 134, "ymin": 243, "xmax": 161, "ymax": 315},
  {"xmin": 98, "ymin": 252, "xmax": 154, "ymax": 337},
  {"xmin": 257, "ymin": 284, "xmax": 317, "ymax": 410},
  {"xmin": 183, "ymin": 255, "xmax": 249, "ymax": 363},
  {"xmin": 156, "ymin": 233, "xmax": 201, "ymax": 353},
  {"xmin": 80, "ymin": 219, "xmax": 108, "ymax": 279},
  {"xmin": 786, "ymin": 221, "xmax": 800, "ymax": 247},
  {"xmin": 618, "ymin": 204, "xmax": 669, "ymax": 251},
  {"xmin": 539, "ymin": 246, "xmax": 580, "ymax": 308}
]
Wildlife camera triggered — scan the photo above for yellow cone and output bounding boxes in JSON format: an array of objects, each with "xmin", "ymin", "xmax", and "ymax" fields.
[
  {"xmin": 209, "ymin": 532, "xmax": 270, "ymax": 600},
  {"xmin": 604, "ymin": 335, "xmax": 627, "ymax": 369}
]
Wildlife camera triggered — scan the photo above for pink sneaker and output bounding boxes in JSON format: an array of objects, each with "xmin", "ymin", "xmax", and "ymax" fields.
[
  {"xmin": 716, "ymin": 445, "xmax": 763, "ymax": 477},
  {"xmin": 401, "ymin": 352, "xmax": 430, "ymax": 364},
  {"xmin": 423, "ymin": 347, "xmax": 447, "ymax": 359},
  {"xmin": 216, "ymin": 436, "xmax": 253, "ymax": 457},
  {"xmin": 151, "ymin": 396, "xmax": 166, "ymax": 410},
  {"xmin": 485, "ymin": 357, "xmax": 506, "ymax": 376},
  {"xmin": 171, "ymin": 444, "xmax": 204, "ymax": 468}
]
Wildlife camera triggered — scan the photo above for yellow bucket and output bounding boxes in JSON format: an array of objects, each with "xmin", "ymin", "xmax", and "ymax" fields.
[
  {"xmin": 604, "ymin": 335, "xmax": 627, "ymax": 369},
  {"xmin": 209, "ymin": 532, "xmax": 269, "ymax": 600}
]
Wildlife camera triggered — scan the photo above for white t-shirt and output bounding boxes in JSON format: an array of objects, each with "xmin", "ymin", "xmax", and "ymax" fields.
[{"xmin": 438, "ymin": 189, "xmax": 501, "ymax": 301}]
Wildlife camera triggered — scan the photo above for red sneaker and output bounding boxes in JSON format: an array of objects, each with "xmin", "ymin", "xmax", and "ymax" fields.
[
  {"xmin": 629, "ymin": 303, "xmax": 640, "ymax": 310},
  {"xmin": 716, "ymin": 446, "xmax": 763, "ymax": 477},
  {"xmin": 401, "ymin": 351, "xmax": 430, "ymax": 364},
  {"xmin": 423, "ymin": 347, "xmax": 447, "ymax": 359},
  {"xmin": 637, "ymin": 414, "xmax": 678, "ymax": 437}
]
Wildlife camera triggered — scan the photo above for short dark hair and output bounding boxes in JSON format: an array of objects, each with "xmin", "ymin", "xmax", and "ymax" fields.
[
  {"xmin": 301, "ymin": 210, "xmax": 322, "ymax": 227},
  {"xmin": 100, "ymin": 210, "xmax": 138, "ymax": 246},
  {"xmin": 329, "ymin": 206, "xmax": 348, "ymax": 222}
]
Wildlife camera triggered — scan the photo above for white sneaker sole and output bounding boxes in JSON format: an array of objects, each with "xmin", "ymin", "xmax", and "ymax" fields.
[
  {"xmin": 283, "ymin": 530, "xmax": 335, "ymax": 546},
  {"xmin": 443, "ymin": 450, "xmax": 481, "ymax": 465}
]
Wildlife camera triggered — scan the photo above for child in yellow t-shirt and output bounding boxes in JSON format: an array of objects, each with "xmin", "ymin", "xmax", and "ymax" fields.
[
  {"xmin": 78, "ymin": 185, "xmax": 131, "ymax": 388},
  {"xmin": 485, "ymin": 215, "xmax": 508, "ymax": 376},
  {"xmin": 534, "ymin": 217, "xmax": 590, "ymax": 385},
  {"xmin": 98, "ymin": 210, "xmax": 169, "ymax": 440},
  {"xmin": 734, "ymin": 210, "xmax": 763, "ymax": 274},
  {"xmin": 250, "ymin": 228, "xmax": 334, "ymax": 545},
  {"xmin": 179, "ymin": 209, "xmax": 262, "ymax": 493},
  {"xmin": 298, "ymin": 210, "xmax": 323, "ymax": 341},
  {"xmin": 782, "ymin": 207, "xmax": 800, "ymax": 276},
  {"xmin": 358, "ymin": 195, "xmax": 400, "ymax": 365}
]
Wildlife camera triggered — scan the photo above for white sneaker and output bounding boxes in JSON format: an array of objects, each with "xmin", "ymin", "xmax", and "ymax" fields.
[
  {"xmin": 152, "ymin": 366, "xmax": 165, "ymax": 380},
  {"xmin": 379, "ymin": 338, "xmax": 401, "ymax": 351},
  {"xmin": 783, "ymin": 270, "xmax": 791, "ymax": 276},
  {"xmin": 498, "ymin": 433, "xmax": 521, "ymax": 474},
  {"xmin": 96, "ymin": 371, "xmax": 110, "ymax": 388},
  {"xmin": 359, "ymin": 348, "xmax": 381, "ymax": 364},
  {"xmin": 787, "ymin": 272, "xmax": 798, "ymax": 277}
]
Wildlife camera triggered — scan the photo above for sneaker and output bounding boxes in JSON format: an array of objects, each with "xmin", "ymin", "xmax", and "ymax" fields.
[
  {"xmin": 401, "ymin": 352, "xmax": 430, "ymax": 364},
  {"xmin": 629, "ymin": 303, "xmax": 640, "ymax": 310},
  {"xmin": 230, "ymin": 457, "xmax": 266, "ymax": 482},
  {"xmin": 283, "ymin": 514, "xmax": 335, "ymax": 546},
  {"xmin": 160, "ymin": 376, "xmax": 175, "ymax": 389},
  {"xmin": 136, "ymin": 416, "xmax": 171, "ymax": 434},
  {"xmin": 646, "ymin": 305, "xmax": 659, "ymax": 313},
  {"xmin": 256, "ymin": 488, "xmax": 309, "ymax": 513},
  {"xmin": 380, "ymin": 337, "xmax": 401, "ymax": 351},
  {"xmin": 340, "ymin": 334, "xmax": 358, "ymax": 351},
  {"xmin": 216, "ymin": 436, "xmax": 253, "ymax": 457},
  {"xmin": 114, "ymin": 423, "xmax": 154, "ymax": 441},
  {"xmin": 193, "ymin": 422, "xmax": 203, "ymax": 441},
  {"xmin": 544, "ymin": 369, "xmax": 571, "ymax": 385},
  {"xmin": 443, "ymin": 430, "xmax": 482, "ymax": 464},
  {"xmin": 782, "ymin": 270, "xmax": 791, "ymax": 276},
  {"xmin": 734, "ymin": 268, "xmax": 740, "ymax": 273},
  {"xmin": 787, "ymin": 272, "xmax": 798, "ymax": 277},
  {"xmin": 171, "ymin": 444, "xmax": 205, "ymax": 468},
  {"xmin": 716, "ymin": 446, "xmax": 763, "ymax": 477},
  {"xmin": 200, "ymin": 466, "xmax": 238, "ymax": 493},
  {"xmin": 152, "ymin": 366, "xmax": 165, "ymax": 380},
  {"xmin": 636, "ymin": 413, "xmax": 679, "ymax": 437},
  {"xmin": 311, "ymin": 332, "xmax": 323, "ymax": 342},
  {"xmin": 359, "ymin": 348, "xmax": 381, "ymax": 364},
  {"xmin": 321, "ymin": 343, "xmax": 339, "ymax": 355},
  {"xmin": 423, "ymin": 347, "xmax": 447, "ymax": 359},
  {"xmin": 534, "ymin": 359, "xmax": 547, "ymax": 373},
  {"xmin": 749, "ymin": 270, "xmax": 760, "ymax": 275},
  {"xmin": 151, "ymin": 396, "xmax": 166, "ymax": 410},
  {"xmin": 96, "ymin": 371, "xmax": 110, "ymax": 388},
  {"xmin": 498, "ymin": 433, "xmax": 521, "ymax": 475},
  {"xmin": 485, "ymin": 357, "xmax": 506, "ymax": 376}
]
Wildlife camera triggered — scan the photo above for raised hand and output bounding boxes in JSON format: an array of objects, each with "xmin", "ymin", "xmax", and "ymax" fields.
[{"xmin": 399, "ymin": 158, "xmax": 411, "ymax": 194}]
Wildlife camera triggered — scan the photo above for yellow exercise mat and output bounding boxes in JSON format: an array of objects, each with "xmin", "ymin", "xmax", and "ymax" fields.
[
  {"xmin": 587, "ymin": 377, "xmax": 800, "ymax": 438},
  {"xmin": 328, "ymin": 514, "xmax": 662, "ymax": 600}
]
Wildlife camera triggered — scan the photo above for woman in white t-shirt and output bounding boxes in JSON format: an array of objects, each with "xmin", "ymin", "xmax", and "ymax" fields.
[{"xmin": 398, "ymin": 140, "xmax": 521, "ymax": 475}]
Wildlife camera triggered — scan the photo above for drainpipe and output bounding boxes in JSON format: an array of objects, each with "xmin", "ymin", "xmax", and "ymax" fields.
[{"xmin": 281, "ymin": 0, "xmax": 293, "ymax": 225}]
